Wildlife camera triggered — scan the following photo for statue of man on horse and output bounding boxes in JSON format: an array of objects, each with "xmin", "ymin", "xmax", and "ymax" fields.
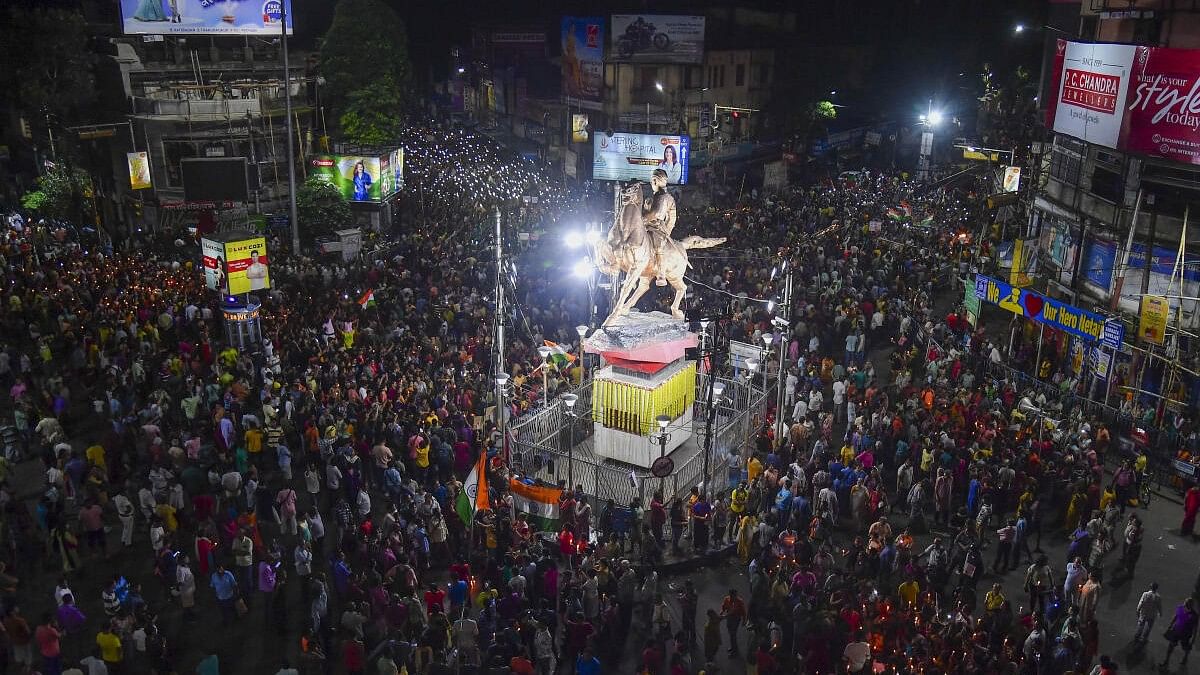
[{"xmin": 594, "ymin": 169, "xmax": 725, "ymax": 325}]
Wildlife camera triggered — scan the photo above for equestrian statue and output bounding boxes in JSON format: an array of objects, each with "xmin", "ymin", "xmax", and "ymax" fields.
[{"xmin": 594, "ymin": 169, "xmax": 725, "ymax": 326}]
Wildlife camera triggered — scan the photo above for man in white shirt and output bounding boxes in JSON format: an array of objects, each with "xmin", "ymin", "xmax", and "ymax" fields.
[
  {"xmin": 843, "ymin": 631, "xmax": 871, "ymax": 672},
  {"xmin": 832, "ymin": 379, "xmax": 846, "ymax": 420},
  {"xmin": 1134, "ymin": 582, "xmax": 1162, "ymax": 643}
]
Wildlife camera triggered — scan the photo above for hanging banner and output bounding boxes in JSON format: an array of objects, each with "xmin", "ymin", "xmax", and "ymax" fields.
[
  {"xmin": 127, "ymin": 152, "xmax": 152, "ymax": 190},
  {"xmin": 962, "ymin": 280, "xmax": 980, "ymax": 327},
  {"xmin": 1009, "ymin": 238, "xmax": 1037, "ymax": 288},
  {"xmin": 571, "ymin": 114, "xmax": 590, "ymax": 143},
  {"xmin": 1092, "ymin": 345, "xmax": 1112, "ymax": 380},
  {"xmin": 1137, "ymin": 294, "xmax": 1170, "ymax": 345},
  {"xmin": 1002, "ymin": 166, "xmax": 1021, "ymax": 192},
  {"xmin": 1082, "ymin": 237, "xmax": 1117, "ymax": 291},
  {"xmin": 974, "ymin": 274, "xmax": 1124, "ymax": 348}
]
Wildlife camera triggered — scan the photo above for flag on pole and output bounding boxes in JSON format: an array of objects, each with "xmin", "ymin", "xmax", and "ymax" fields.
[
  {"xmin": 543, "ymin": 340, "xmax": 576, "ymax": 368},
  {"xmin": 455, "ymin": 450, "xmax": 489, "ymax": 526},
  {"xmin": 357, "ymin": 289, "xmax": 376, "ymax": 309},
  {"xmin": 508, "ymin": 478, "xmax": 564, "ymax": 531}
]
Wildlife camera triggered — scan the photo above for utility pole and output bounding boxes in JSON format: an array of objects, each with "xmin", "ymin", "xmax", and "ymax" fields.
[
  {"xmin": 494, "ymin": 207, "xmax": 506, "ymax": 434},
  {"xmin": 280, "ymin": 6, "xmax": 301, "ymax": 253},
  {"xmin": 774, "ymin": 264, "xmax": 793, "ymax": 442}
]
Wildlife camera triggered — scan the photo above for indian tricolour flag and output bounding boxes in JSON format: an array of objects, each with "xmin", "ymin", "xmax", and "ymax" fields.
[
  {"xmin": 543, "ymin": 340, "xmax": 576, "ymax": 368},
  {"xmin": 357, "ymin": 289, "xmax": 377, "ymax": 309},
  {"xmin": 455, "ymin": 451, "xmax": 489, "ymax": 526},
  {"xmin": 508, "ymin": 479, "xmax": 563, "ymax": 532}
]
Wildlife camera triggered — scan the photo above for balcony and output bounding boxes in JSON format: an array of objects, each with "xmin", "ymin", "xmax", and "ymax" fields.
[{"xmin": 132, "ymin": 97, "xmax": 262, "ymax": 120}]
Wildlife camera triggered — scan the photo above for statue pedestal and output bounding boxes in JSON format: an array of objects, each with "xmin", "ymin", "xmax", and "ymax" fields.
[{"xmin": 584, "ymin": 311, "xmax": 698, "ymax": 468}]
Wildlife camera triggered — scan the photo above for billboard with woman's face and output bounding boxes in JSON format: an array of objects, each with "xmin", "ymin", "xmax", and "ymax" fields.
[
  {"xmin": 310, "ymin": 155, "xmax": 382, "ymax": 202},
  {"xmin": 592, "ymin": 132, "xmax": 689, "ymax": 184}
]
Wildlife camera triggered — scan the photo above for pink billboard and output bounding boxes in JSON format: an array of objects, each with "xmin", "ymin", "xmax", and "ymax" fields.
[{"xmin": 1123, "ymin": 46, "xmax": 1200, "ymax": 165}]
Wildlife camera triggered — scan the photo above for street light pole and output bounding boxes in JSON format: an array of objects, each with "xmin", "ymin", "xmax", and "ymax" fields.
[
  {"xmin": 774, "ymin": 266, "xmax": 793, "ymax": 442},
  {"xmin": 538, "ymin": 345, "xmax": 552, "ymax": 408},
  {"xmin": 563, "ymin": 394, "xmax": 579, "ymax": 490},
  {"xmin": 280, "ymin": 6, "xmax": 300, "ymax": 253}
]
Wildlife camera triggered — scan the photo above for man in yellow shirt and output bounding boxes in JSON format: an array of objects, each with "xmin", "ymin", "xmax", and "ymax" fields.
[
  {"xmin": 85, "ymin": 444, "xmax": 107, "ymax": 470},
  {"xmin": 984, "ymin": 583, "xmax": 1006, "ymax": 612},
  {"xmin": 747, "ymin": 455, "xmax": 763, "ymax": 483},
  {"xmin": 96, "ymin": 623, "xmax": 123, "ymax": 667},
  {"xmin": 897, "ymin": 578, "xmax": 920, "ymax": 608},
  {"xmin": 245, "ymin": 426, "xmax": 263, "ymax": 465}
]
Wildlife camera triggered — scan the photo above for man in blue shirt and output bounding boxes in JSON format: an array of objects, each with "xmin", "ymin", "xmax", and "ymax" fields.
[
  {"xmin": 210, "ymin": 564, "xmax": 238, "ymax": 623},
  {"xmin": 576, "ymin": 646, "xmax": 601, "ymax": 675}
]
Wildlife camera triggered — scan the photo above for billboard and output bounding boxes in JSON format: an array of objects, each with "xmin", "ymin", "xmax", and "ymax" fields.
[
  {"xmin": 1138, "ymin": 295, "xmax": 1170, "ymax": 345},
  {"xmin": 592, "ymin": 132, "xmax": 690, "ymax": 184},
  {"xmin": 1124, "ymin": 46, "xmax": 1200, "ymax": 165},
  {"xmin": 309, "ymin": 155, "xmax": 384, "ymax": 202},
  {"xmin": 610, "ymin": 15, "xmax": 704, "ymax": 63},
  {"xmin": 182, "ymin": 158, "xmax": 249, "ymax": 202},
  {"xmin": 1050, "ymin": 41, "xmax": 1136, "ymax": 149},
  {"xmin": 201, "ymin": 236, "xmax": 270, "ymax": 295},
  {"xmin": 127, "ymin": 152, "xmax": 152, "ymax": 190},
  {"xmin": 119, "ymin": 0, "xmax": 293, "ymax": 36},
  {"xmin": 1047, "ymin": 41, "xmax": 1200, "ymax": 165},
  {"xmin": 1082, "ymin": 237, "xmax": 1117, "ymax": 291},
  {"xmin": 201, "ymin": 237, "xmax": 225, "ymax": 292},
  {"xmin": 561, "ymin": 17, "xmax": 605, "ymax": 104},
  {"xmin": 1002, "ymin": 166, "xmax": 1021, "ymax": 192},
  {"xmin": 975, "ymin": 275, "xmax": 1124, "ymax": 348},
  {"xmin": 378, "ymin": 149, "xmax": 404, "ymax": 199},
  {"xmin": 571, "ymin": 114, "xmax": 590, "ymax": 143}
]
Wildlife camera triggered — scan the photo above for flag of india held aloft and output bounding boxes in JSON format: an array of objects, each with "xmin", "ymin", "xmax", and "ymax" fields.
[
  {"xmin": 455, "ymin": 451, "xmax": 489, "ymax": 526},
  {"xmin": 543, "ymin": 340, "xmax": 576, "ymax": 368},
  {"xmin": 508, "ymin": 479, "xmax": 563, "ymax": 531}
]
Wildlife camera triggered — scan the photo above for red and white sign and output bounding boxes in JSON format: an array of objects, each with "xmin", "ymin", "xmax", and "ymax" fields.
[
  {"xmin": 1051, "ymin": 42, "xmax": 1136, "ymax": 149},
  {"xmin": 1124, "ymin": 46, "xmax": 1200, "ymax": 165}
]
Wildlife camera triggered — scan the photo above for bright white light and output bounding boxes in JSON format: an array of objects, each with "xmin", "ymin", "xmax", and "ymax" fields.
[
  {"xmin": 927, "ymin": 110, "xmax": 944, "ymax": 126},
  {"xmin": 918, "ymin": 114, "xmax": 927, "ymax": 122},
  {"xmin": 1014, "ymin": 24, "xmax": 1025, "ymax": 33},
  {"xmin": 655, "ymin": 82, "xmax": 664, "ymax": 92},
  {"xmin": 767, "ymin": 299, "xmax": 776, "ymax": 313},
  {"xmin": 573, "ymin": 259, "xmax": 593, "ymax": 278},
  {"xmin": 565, "ymin": 231, "xmax": 584, "ymax": 248},
  {"xmin": 584, "ymin": 229, "xmax": 602, "ymax": 245},
  {"xmin": 457, "ymin": 67, "xmax": 465, "ymax": 74}
]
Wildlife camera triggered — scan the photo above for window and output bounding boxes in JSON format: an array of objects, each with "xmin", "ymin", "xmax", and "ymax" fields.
[
  {"xmin": 756, "ymin": 64, "xmax": 770, "ymax": 86},
  {"xmin": 735, "ymin": 64, "xmax": 745, "ymax": 87},
  {"xmin": 1090, "ymin": 166, "xmax": 1123, "ymax": 203},
  {"xmin": 719, "ymin": 65, "xmax": 726, "ymax": 88},
  {"xmin": 1049, "ymin": 137, "xmax": 1084, "ymax": 185}
]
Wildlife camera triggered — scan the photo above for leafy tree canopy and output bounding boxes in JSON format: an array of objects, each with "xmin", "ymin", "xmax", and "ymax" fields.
[
  {"xmin": 0, "ymin": 6, "xmax": 96, "ymax": 123},
  {"xmin": 296, "ymin": 175, "xmax": 352, "ymax": 241},
  {"xmin": 319, "ymin": 0, "xmax": 412, "ymax": 114},
  {"xmin": 338, "ymin": 74, "xmax": 406, "ymax": 147},
  {"xmin": 20, "ymin": 167, "xmax": 93, "ymax": 220}
]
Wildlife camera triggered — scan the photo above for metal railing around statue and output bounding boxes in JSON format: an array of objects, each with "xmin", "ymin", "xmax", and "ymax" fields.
[{"xmin": 507, "ymin": 370, "xmax": 773, "ymax": 508}]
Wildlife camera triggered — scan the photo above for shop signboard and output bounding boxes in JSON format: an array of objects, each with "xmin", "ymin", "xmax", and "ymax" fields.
[
  {"xmin": 1137, "ymin": 294, "xmax": 1170, "ymax": 345},
  {"xmin": 974, "ymin": 275, "xmax": 1124, "ymax": 348}
]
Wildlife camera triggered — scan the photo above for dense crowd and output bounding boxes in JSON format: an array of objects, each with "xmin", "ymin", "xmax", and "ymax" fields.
[{"xmin": 0, "ymin": 126, "xmax": 1195, "ymax": 675}]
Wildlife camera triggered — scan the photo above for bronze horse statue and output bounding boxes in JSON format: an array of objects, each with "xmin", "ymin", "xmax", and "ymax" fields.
[{"xmin": 594, "ymin": 182, "xmax": 725, "ymax": 325}]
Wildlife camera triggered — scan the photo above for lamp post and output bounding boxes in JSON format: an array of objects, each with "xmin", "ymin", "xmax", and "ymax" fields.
[
  {"xmin": 656, "ymin": 415, "xmax": 671, "ymax": 457},
  {"xmin": 745, "ymin": 358, "xmax": 759, "ymax": 412},
  {"xmin": 496, "ymin": 373, "xmax": 510, "ymax": 460},
  {"xmin": 562, "ymin": 393, "xmax": 579, "ymax": 490},
  {"xmin": 760, "ymin": 333, "xmax": 774, "ymax": 393},
  {"xmin": 698, "ymin": 320, "xmax": 711, "ymax": 374},
  {"xmin": 576, "ymin": 325, "xmax": 589, "ymax": 383},
  {"xmin": 537, "ymin": 345, "xmax": 553, "ymax": 408},
  {"xmin": 702, "ymin": 379, "xmax": 725, "ymax": 493}
]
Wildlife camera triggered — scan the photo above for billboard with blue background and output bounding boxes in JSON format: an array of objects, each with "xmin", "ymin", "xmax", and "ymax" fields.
[
  {"xmin": 120, "ymin": 0, "xmax": 293, "ymax": 35},
  {"xmin": 1082, "ymin": 237, "xmax": 1117, "ymax": 291},
  {"xmin": 975, "ymin": 275, "xmax": 1124, "ymax": 348}
]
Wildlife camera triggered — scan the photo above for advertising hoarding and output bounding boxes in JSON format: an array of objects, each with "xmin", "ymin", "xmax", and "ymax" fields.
[
  {"xmin": 975, "ymin": 275, "xmax": 1125, "ymax": 348},
  {"xmin": 1124, "ymin": 46, "xmax": 1200, "ymax": 165},
  {"xmin": 201, "ymin": 237, "xmax": 225, "ymax": 292},
  {"xmin": 610, "ymin": 15, "xmax": 704, "ymax": 64},
  {"xmin": 119, "ymin": 0, "xmax": 292, "ymax": 35},
  {"xmin": 127, "ymin": 152, "xmax": 152, "ymax": 190},
  {"xmin": 201, "ymin": 236, "xmax": 270, "ymax": 294},
  {"xmin": 309, "ymin": 155, "xmax": 383, "ymax": 202},
  {"xmin": 1002, "ymin": 166, "xmax": 1021, "ymax": 192},
  {"xmin": 224, "ymin": 237, "xmax": 270, "ymax": 295},
  {"xmin": 1138, "ymin": 295, "xmax": 1170, "ymax": 345},
  {"xmin": 561, "ymin": 17, "xmax": 604, "ymax": 104},
  {"xmin": 1050, "ymin": 41, "xmax": 1136, "ymax": 149},
  {"xmin": 378, "ymin": 149, "xmax": 404, "ymax": 199},
  {"xmin": 592, "ymin": 132, "xmax": 690, "ymax": 184},
  {"xmin": 1082, "ymin": 237, "xmax": 1117, "ymax": 291},
  {"xmin": 182, "ymin": 157, "xmax": 249, "ymax": 202},
  {"xmin": 571, "ymin": 114, "xmax": 590, "ymax": 143}
]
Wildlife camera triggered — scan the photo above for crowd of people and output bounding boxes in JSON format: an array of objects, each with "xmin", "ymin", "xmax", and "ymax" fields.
[{"xmin": 0, "ymin": 119, "xmax": 1194, "ymax": 675}]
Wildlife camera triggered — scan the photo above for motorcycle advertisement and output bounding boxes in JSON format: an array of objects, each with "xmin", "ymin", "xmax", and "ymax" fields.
[{"xmin": 610, "ymin": 15, "xmax": 705, "ymax": 64}]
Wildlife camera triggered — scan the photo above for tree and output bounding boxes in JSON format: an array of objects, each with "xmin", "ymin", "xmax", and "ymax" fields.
[
  {"xmin": 296, "ymin": 175, "xmax": 352, "ymax": 241},
  {"xmin": 339, "ymin": 74, "xmax": 406, "ymax": 147},
  {"xmin": 21, "ymin": 167, "xmax": 93, "ymax": 221},
  {"xmin": 319, "ymin": 0, "xmax": 412, "ymax": 118},
  {"xmin": 0, "ymin": 6, "xmax": 96, "ymax": 123}
]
